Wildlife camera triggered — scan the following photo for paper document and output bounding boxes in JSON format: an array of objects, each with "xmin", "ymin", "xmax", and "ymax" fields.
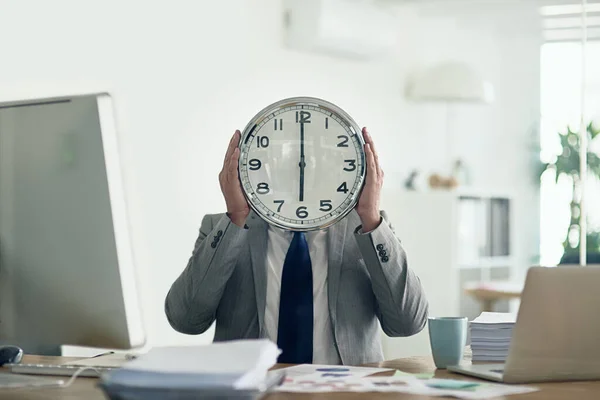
[
  {"xmin": 471, "ymin": 312, "xmax": 517, "ymax": 325},
  {"xmin": 365, "ymin": 376, "xmax": 538, "ymax": 399},
  {"xmin": 276, "ymin": 372, "xmax": 539, "ymax": 398},
  {"xmin": 277, "ymin": 363, "xmax": 393, "ymax": 379},
  {"xmin": 103, "ymin": 339, "xmax": 280, "ymax": 390},
  {"xmin": 470, "ymin": 312, "xmax": 516, "ymax": 362}
]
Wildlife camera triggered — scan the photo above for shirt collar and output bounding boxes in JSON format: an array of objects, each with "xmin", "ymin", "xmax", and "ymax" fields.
[{"xmin": 267, "ymin": 224, "xmax": 328, "ymax": 240}]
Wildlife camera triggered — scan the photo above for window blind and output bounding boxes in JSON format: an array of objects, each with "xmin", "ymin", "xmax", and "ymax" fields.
[{"xmin": 541, "ymin": 2, "xmax": 600, "ymax": 42}]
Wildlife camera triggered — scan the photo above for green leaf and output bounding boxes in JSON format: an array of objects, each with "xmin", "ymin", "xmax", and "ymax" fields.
[{"xmin": 589, "ymin": 121, "xmax": 600, "ymax": 140}]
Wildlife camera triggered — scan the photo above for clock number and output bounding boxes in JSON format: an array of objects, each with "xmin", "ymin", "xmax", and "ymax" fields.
[
  {"xmin": 274, "ymin": 118, "xmax": 283, "ymax": 130},
  {"xmin": 343, "ymin": 159, "xmax": 356, "ymax": 171},
  {"xmin": 337, "ymin": 135, "xmax": 349, "ymax": 147},
  {"xmin": 257, "ymin": 182, "xmax": 270, "ymax": 195},
  {"xmin": 319, "ymin": 200, "xmax": 333, "ymax": 212},
  {"xmin": 296, "ymin": 206, "xmax": 308, "ymax": 219},
  {"xmin": 249, "ymin": 159, "xmax": 262, "ymax": 171},
  {"xmin": 325, "ymin": 117, "xmax": 329, "ymax": 129},
  {"xmin": 257, "ymin": 136, "xmax": 269, "ymax": 148},
  {"xmin": 296, "ymin": 111, "xmax": 311, "ymax": 124},
  {"xmin": 337, "ymin": 182, "xmax": 349, "ymax": 194},
  {"xmin": 273, "ymin": 200, "xmax": 284, "ymax": 212}
]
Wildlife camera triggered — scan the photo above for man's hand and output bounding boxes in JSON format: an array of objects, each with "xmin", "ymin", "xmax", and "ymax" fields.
[
  {"xmin": 219, "ymin": 130, "xmax": 250, "ymax": 227},
  {"xmin": 356, "ymin": 127, "xmax": 384, "ymax": 233}
]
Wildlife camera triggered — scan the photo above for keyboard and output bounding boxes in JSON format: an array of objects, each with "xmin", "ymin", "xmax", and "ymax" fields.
[
  {"xmin": 7, "ymin": 362, "xmax": 115, "ymax": 377},
  {"xmin": 0, "ymin": 372, "xmax": 66, "ymax": 388}
]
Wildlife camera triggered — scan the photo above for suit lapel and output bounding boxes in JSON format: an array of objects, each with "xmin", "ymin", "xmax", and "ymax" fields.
[
  {"xmin": 327, "ymin": 217, "xmax": 347, "ymax": 328},
  {"xmin": 247, "ymin": 211, "xmax": 268, "ymax": 337}
]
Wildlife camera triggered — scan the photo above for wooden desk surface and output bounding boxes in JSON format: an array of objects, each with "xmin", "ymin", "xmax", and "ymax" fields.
[
  {"xmin": 464, "ymin": 281, "xmax": 523, "ymax": 300},
  {"xmin": 2, "ymin": 354, "xmax": 600, "ymax": 399}
]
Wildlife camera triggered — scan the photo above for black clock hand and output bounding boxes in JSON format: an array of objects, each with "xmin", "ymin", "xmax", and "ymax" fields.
[{"xmin": 299, "ymin": 121, "xmax": 305, "ymax": 202}]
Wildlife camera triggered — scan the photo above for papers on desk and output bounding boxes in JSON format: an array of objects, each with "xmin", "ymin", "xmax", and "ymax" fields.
[
  {"xmin": 470, "ymin": 312, "xmax": 516, "ymax": 362},
  {"xmin": 366, "ymin": 376, "xmax": 538, "ymax": 399},
  {"xmin": 272, "ymin": 363, "xmax": 393, "ymax": 392},
  {"xmin": 277, "ymin": 363, "xmax": 394, "ymax": 379},
  {"xmin": 274, "ymin": 364, "xmax": 391, "ymax": 393},
  {"xmin": 276, "ymin": 369, "xmax": 538, "ymax": 398},
  {"xmin": 98, "ymin": 339, "xmax": 282, "ymax": 399}
]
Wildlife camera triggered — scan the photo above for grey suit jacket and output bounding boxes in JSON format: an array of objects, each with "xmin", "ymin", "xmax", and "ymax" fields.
[{"xmin": 165, "ymin": 210, "xmax": 429, "ymax": 365}]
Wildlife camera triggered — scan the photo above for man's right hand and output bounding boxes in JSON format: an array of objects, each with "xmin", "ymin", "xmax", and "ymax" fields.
[{"xmin": 219, "ymin": 130, "xmax": 250, "ymax": 228}]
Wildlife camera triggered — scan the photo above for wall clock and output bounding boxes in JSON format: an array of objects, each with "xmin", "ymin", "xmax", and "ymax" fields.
[{"xmin": 238, "ymin": 97, "xmax": 366, "ymax": 231}]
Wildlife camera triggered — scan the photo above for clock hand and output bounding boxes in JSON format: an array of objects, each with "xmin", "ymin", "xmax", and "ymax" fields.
[{"xmin": 299, "ymin": 120, "xmax": 305, "ymax": 202}]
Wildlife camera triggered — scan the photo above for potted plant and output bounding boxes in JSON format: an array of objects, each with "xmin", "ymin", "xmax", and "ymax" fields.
[{"xmin": 540, "ymin": 122, "xmax": 600, "ymax": 264}]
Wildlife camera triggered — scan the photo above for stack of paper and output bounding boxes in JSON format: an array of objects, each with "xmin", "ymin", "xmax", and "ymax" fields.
[
  {"xmin": 99, "ymin": 339, "xmax": 282, "ymax": 399},
  {"xmin": 470, "ymin": 312, "xmax": 516, "ymax": 362}
]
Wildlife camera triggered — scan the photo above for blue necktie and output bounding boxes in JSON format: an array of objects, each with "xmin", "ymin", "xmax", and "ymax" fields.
[{"xmin": 277, "ymin": 231, "xmax": 313, "ymax": 364}]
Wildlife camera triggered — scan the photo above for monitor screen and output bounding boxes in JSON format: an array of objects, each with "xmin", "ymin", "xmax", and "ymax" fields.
[{"xmin": 0, "ymin": 94, "xmax": 145, "ymax": 352}]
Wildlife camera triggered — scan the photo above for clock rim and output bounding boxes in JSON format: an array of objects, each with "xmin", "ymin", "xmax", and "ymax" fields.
[{"xmin": 238, "ymin": 96, "xmax": 366, "ymax": 232}]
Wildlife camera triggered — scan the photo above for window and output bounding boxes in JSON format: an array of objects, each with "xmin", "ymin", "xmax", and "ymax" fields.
[{"xmin": 539, "ymin": 3, "xmax": 600, "ymax": 265}]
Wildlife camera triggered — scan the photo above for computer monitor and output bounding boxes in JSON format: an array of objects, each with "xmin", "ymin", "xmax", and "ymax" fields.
[{"xmin": 0, "ymin": 93, "xmax": 146, "ymax": 354}]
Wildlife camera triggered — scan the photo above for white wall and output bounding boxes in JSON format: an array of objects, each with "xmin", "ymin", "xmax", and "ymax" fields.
[{"xmin": 0, "ymin": 0, "xmax": 541, "ymax": 351}]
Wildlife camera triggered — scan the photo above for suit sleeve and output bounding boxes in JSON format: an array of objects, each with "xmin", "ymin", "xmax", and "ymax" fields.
[
  {"xmin": 164, "ymin": 214, "xmax": 249, "ymax": 334},
  {"xmin": 353, "ymin": 210, "xmax": 429, "ymax": 337}
]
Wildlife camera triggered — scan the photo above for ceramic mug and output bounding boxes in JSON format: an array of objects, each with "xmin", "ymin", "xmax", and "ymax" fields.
[{"xmin": 428, "ymin": 317, "xmax": 468, "ymax": 369}]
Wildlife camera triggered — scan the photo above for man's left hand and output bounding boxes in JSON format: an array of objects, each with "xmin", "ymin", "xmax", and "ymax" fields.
[{"xmin": 356, "ymin": 127, "xmax": 383, "ymax": 233}]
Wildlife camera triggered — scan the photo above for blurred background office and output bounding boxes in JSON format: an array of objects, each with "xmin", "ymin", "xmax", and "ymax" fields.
[{"xmin": 0, "ymin": 0, "xmax": 597, "ymax": 359}]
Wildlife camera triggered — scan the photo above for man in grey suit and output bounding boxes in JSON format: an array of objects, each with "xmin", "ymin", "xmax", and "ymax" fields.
[{"xmin": 165, "ymin": 128, "xmax": 428, "ymax": 366}]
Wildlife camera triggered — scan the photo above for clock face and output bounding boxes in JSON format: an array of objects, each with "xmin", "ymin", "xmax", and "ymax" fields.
[{"xmin": 238, "ymin": 97, "xmax": 366, "ymax": 231}]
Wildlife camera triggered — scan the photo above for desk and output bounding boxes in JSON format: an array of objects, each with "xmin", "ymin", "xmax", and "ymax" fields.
[
  {"xmin": 2, "ymin": 355, "xmax": 600, "ymax": 399},
  {"xmin": 464, "ymin": 281, "xmax": 523, "ymax": 312}
]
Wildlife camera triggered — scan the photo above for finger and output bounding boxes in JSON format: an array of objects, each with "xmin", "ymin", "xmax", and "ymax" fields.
[
  {"xmin": 223, "ymin": 133, "xmax": 235, "ymax": 165},
  {"xmin": 362, "ymin": 128, "xmax": 379, "ymax": 176},
  {"xmin": 362, "ymin": 127, "xmax": 375, "ymax": 156},
  {"xmin": 222, "ymin": 134, "xmax": 235, "ymax": 170},
  {"xmin": 228, "ymin": 148, "xmax": 240, "ymax": 183},
  {"xmin": 361, "ymin": 126, "xmax": 370, "ymax": 144},
  {"xmin": 223, "ymin": 130, "xmax": 240, "ymax": 169},
  {"xmin": 363, "ymin": 128, "xmax": 382, "ymax": 178},
  {"xmin": 364, "ymin": 143, "xmax": 378, "ymax": 184}
]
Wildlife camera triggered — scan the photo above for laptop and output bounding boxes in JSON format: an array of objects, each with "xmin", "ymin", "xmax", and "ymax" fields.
[{"xmin": 448, "ymin": 266, "xmax": 600, "ymax": 383}]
